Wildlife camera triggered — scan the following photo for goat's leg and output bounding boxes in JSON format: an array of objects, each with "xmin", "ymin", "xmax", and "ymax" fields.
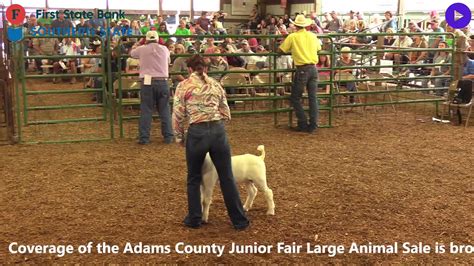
[
  {"xmin": 243, "ymin": 182, "xmax": 258, "ymax": 211},
  {"xmin": 253, "ymin": 175, "xmax": 275, "ymax": 215},
  {"xmin": 201, "ymin": 173, "xmax": 217, "ymax": 223}
]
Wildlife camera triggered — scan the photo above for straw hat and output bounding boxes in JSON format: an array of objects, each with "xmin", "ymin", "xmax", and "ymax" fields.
[{"xmin": 290, "ymin": 14, "xmax": 312, "ymax": 28}]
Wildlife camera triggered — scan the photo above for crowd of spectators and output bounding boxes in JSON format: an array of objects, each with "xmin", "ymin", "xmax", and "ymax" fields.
[{"xmin": 18, "ymin": 7, "xmax": 473, "ymax": 100}]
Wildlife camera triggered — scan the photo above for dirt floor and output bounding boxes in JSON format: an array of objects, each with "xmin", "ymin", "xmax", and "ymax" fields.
[{"xmin": 1, "ymin": 108, "xmax": 474, "ymax": 263}]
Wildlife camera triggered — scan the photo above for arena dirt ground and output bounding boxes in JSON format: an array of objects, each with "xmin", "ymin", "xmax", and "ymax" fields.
[
  {"xmin": 1, "ymin": 79, "xmax": 473, "ymax": 263},
  {"xmin": 1, "ymin": 111, "xmax": 473, "ymax": 264}
]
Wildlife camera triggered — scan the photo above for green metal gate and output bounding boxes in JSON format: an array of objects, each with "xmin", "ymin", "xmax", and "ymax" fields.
[{"xmin": 13, "ymin": 35, "xmax": 114, "ymax": 144}]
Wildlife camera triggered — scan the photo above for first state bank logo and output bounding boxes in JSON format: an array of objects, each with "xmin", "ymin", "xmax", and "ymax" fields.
[{"xmin": 6, "ymin": 4, "xmax": 26, "ymax": 42}]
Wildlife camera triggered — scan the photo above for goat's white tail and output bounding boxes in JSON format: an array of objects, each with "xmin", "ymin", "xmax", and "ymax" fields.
[{"xmin": 257, "ymin": 145, "xmax": 265, "ymax": 161}]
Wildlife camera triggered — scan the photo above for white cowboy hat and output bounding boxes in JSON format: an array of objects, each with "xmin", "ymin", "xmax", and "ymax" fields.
[{"xmin": 290, "ymin": 14, "xmax": 312, "ymax": 28}]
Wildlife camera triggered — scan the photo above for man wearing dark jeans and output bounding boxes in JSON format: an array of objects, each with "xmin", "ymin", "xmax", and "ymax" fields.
[
  {"xmin": 279, "ymin": 14, "xmax": 321, "ymax": 133},
  {"xmin": 173, "ymin": 55, "xmax": 249, "ymax": 230},
  {"xmin": 131, "ymin": 31, "xmax": 173, "ymax": 144}
]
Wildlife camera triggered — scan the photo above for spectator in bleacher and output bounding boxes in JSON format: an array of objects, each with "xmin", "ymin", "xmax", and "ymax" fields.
[
  {"xmin": 276, "ymin": 18, "xmax": 288, "ymax": 35},
  {"xmin": 427, "ymin": 19, "xmax": 445, "ymax": 49},
  {"xmin": 76, "ymin": 18, "xmax": 89, "ymax": 33},
  {"xmin": 368, "ymin": 14, "xmax": 381, "ymax": 33},
  {"xmin": 195, "ymin": 12, "xmax": 211, "ymax": 35},
  {"xmin": 325, "ymin": 11, "xmax": 343, "ymax": 33},
  {"xmin": 344, "ymin": 20, "xmax": 357, "ymax": 33},
  {"xmin": 257, "ymin": 19, "xmax": 268, "ymax": 34},
  {"xmin": 212, "ymin": 16, "xmax": 227, "ymax": 35},
  {"xmin": 321, "ymin": 12, "xmax": 332, "ymax": 30},
  {"xmin": 385, "ymin": 29, "xmax": 413, "ymax": 67},
  {"xmin": 206, "ymin": 47, "xmax": 229, "ymax": 81},
  {"xmin": 55, "ymin": 38, "xmax": 79, "ymax": 84},
  {"xmin": 408, "ymin": 21, "xmax": 422, "ymax": 33},
  {"xmin": 316, "ymin": 54, "xmax": 331, "ymax": 95},
  {"xmin": 154, "ymin": 15, "xmax": 164, "ymax": 29},
  {"xmin": 236, "ymin": 40, "xmax": 254, "ymax": 66},
  {"xmin": 343, "ymin": 10, "xmax": 357, "ymax": 33},
  {"xmin": 130, "ymin": 20, "xmax": 141, "ymax": 36},
  {"xmin": 223, "ymin": 37, "xmax": 238, "ymax": 52},
  {"xmin": 51, "ymin": 10, "xmax": 74, "ymax": 33},
  {"xmin": 130, "ymin": 31, "xmax": 173, "ymax": 145},
  {"xmin": 167, "ymin": 43, "xmax": 176, "ymax": 55},
  {"xmin": 222, "ymin": 44, "xmax": 245, "ymax": 68},
  {"xmin": 175, "ymin": 19, "xmax": 191, "ymax": 37},
  {"xmin": 462, "ymin": 56, "xmax": 474, "ymax": 79},
  {"xmin": 355, "ymin": 11, "xmax": 365, "ymax": 22},
  {"xmin": 76, "ymin": 18, "xmax": 91, "ymax": 51},
  {"xmin": 88, "ymin": 9, "xmax": 105, "ymax": 30},
  {"xmin": 193, "ymin": 39, "xmax": 203, "ymax": 53},
  {"xmin": 32, "ymin": 27, "xmax": 58, "ymax": 74},
  {"xmin": 384, "ymin": 28, "xmax": 396, "ymax": 46},
  {"xmin": 141, "ymin": 21, "xmax": 151, "ymax": 35},
  {"xmin": 283, "ymin": 14, "xmax": 291, "ymax": 28},
  {"xmin": 248, "ymin": 37, "xmax": 259, "ymax": 52},
  {"xmin": 381, "ymin": 11, "xmax": 397, "ymax": 32},
  {"xmin": 467, "ymin": 35, "xmax": 474, "ymax": 60},
  {"xmin": 430, "ymin": 41, "xmax": 452, "ymax": 95},
  {"xmin": 408, "ymin": 34, "xmax": 428, "ymax": 64},
  {"xmin": 82, "ymin": 40, "xmax": 102, "ymax": 88},
  {"xmin": 157, "ymin": 22, "xmax": 170, "ymax": 43},
  {"xmin": 171, "ymin": 44, "xmax": 189, "ymax": 89},
  {"xmin": 203, "ymin": 38, "xmax": 216, "ymax": 54},
  {"xmin": 309, "ymin": 11, "xmax": 322, "ymax": 29},
  {"xmin": 37, "ymin": 9, "xmax": 52, "ymax": 27},
  {"xmin": 336, "ymin": 47, "xmax": 357, "ymax": 103},
  {"xmin": 249, "ymin": 45, "xmax": 270, "ymax": 68},
  {"xmin": 213, "ymin": 11, "xmax": 228, "ymax": 28}
]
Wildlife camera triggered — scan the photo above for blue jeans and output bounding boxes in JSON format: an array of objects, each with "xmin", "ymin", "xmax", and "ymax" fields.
[
  {"xmin": 291, "ymin": 65, "xmax": 319, "ymax": 129},
  {"xmin": 139, "ymin": 80, "xmax": 173, "ymax": 143},
  {"xmin": 184, "ymin": 121, "xmax": 249, "ymax": 229}
]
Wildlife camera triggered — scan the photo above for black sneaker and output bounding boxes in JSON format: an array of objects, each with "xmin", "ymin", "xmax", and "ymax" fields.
[{"xmin": 138, "ymin": 140, "xmax": 150, "ymax": 145}]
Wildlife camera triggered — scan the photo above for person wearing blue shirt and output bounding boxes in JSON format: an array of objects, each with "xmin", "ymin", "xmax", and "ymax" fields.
[{"xmin": 463, "ymin": 57, "xmax": 474, "ymax": 79}]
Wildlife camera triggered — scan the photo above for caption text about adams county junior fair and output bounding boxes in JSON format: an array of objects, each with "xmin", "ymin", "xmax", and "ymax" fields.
[{"xmin": 8, "ymin": 242, "xmax": 474, "ymax": 257}]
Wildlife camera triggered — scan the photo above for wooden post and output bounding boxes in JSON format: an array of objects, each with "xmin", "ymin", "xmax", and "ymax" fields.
[
  {"xmin": 397, "ymin": 0, "xmax": 406, "ymax": 28},
  {"xmin": 158, "ymin": 0, "xmax": 163, "ymax": 16},
  {"xmin": 315, "ymin": 0, "xmax": 322, "ymax": 15},
  {"xmin": 190, "ymin": 0, "xmax": 194, "ymax": 21}
]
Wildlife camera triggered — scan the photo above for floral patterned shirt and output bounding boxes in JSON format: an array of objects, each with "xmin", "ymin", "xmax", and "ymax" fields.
[{"xmin": 172, "ymin": 72, "xmax": 231, "ymax": 143}]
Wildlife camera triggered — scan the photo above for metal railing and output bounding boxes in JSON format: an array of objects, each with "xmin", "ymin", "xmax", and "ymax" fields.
[{"xmin": 10, "ymin": 30, "xmax": 456, "ymax": 143}]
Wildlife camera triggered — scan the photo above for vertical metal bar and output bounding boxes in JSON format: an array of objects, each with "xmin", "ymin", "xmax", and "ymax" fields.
[
  {"xmin": 328, "ymin": 37, "xmax": 335, "ymax": 127},
  {"xmin": 20, "ymin": 41, "xmax": 27, "ymax": 125},
  {"xmin": 14, "ymin": 43, "xmax": 22, "ymax": 143},
  {"xmin": 118, "ymin": 38, "xmax": 124, "ymax": 138},
  {"xmin": 106, "ymin": 6, "xmax": 114, "ymax": 139},
  {"xmin": 272, "ymin": 35, "xmax": 278, "ymax": 126}
]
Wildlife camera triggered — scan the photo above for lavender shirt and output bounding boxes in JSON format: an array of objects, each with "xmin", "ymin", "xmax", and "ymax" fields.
[{"xmin": 130, "ymin": 43, "xmax": 170, "ymax": 78}]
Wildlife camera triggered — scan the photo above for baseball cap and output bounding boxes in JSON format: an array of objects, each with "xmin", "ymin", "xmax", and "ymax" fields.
[
  {"xmin": 146, "ymin": 31, "xmax": 159, "ymax": 41},
  {"xmin": 241, "ymin": 40, "xmax": 249, "ymax": 45}
]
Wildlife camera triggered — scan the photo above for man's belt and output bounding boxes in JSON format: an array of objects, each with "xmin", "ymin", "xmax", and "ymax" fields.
[
  {"xmin": 141, "ymin": 77, "xmax": 168, "ymax": 81},
  {"xmin": 296, "ymin": 64, "xmax": 316, "ymax": 68}
]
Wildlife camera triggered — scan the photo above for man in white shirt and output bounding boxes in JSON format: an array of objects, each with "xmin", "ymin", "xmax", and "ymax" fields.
[
  {"xmin": 384, "ymin": 30, "xmax": 413, "ymax": 66},
  {"xmin": 236, "ymin": 40, "xmax": 254, "ymax": 66}
]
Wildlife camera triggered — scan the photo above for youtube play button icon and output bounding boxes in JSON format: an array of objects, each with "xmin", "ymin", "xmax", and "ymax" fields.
[{"xmin": 445, "ymin": 3, "xmax": 471, "ymax": 29}]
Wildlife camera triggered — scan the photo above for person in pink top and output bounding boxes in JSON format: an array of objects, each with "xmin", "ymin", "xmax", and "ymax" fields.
[{"xmin": 130, "ymin": 31, "xmax": 173, "ymax": 145}]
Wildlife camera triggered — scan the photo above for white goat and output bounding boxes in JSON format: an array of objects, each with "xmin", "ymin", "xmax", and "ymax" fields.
[{"xmin": 201, "ymin": 145, "xmax": 275, "ymax": 223}]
